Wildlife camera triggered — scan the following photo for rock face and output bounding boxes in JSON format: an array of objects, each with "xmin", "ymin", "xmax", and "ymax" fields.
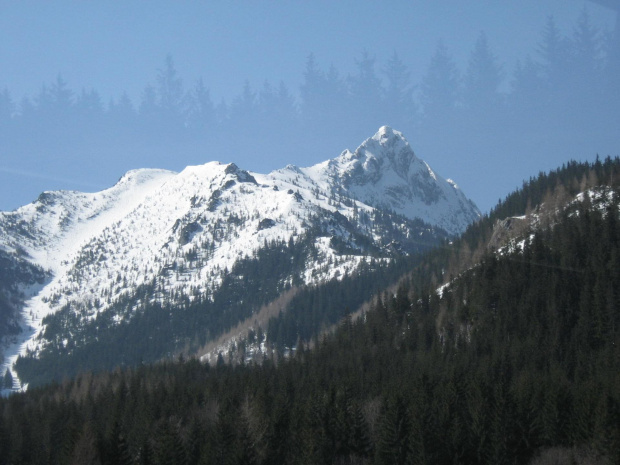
[
  {"xmin": 298, "ymin": 126, "xmax": 481, "ymax": 235},
  {"xmin": 0, "ymin": 127, "xmax": 480, "ymax": 389},
  {"xmin": 487, "ymin": 216, "xmax": 530, "ymax": 251}
]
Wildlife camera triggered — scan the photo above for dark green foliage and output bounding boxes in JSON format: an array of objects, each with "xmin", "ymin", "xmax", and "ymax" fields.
[
  {"xmin": 375, "ymin": 395, "xmax": 410, "ymax": 465},
  {"xmin": 103, "ymin": 419, "xmax": 133, "ymax": 465},
  {"xmin": 0, "ymin": 248, "xmax": 47, "ymax": 342},
  {"xmin": 266, "ymin": 254, "xmax": 421, "ymax": 349},
  {"xmin": 2, "ymin": 370, "xmax": 12, "ymax": 390}
]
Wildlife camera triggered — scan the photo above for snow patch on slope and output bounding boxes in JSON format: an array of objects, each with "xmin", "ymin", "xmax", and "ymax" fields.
[{"xmin": 0, "ymin": 127, "xmax": 481, "ymax": 391}]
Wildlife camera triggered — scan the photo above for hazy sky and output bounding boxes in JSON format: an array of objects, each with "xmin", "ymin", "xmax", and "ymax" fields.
[
  {"xmin": 1, "ymin": 1, "xmax": 614, "ymax": 103},
  {"xmin": 0, "ymin": 1, "xmax": 616, "ymax": 213}
]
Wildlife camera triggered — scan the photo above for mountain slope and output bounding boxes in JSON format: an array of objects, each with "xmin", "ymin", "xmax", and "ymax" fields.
[
  {"xmin": 0, "ymin": 158, "xmax": 617, "ymax": 465},
  {"xmin": 0, "ymin": 127, "xmax": 479, "ymax": 389}
]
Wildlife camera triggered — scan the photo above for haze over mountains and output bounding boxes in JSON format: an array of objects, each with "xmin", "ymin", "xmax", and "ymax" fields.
[
  {"xmin": 0, "ymin": 3, "xmax": 618, "ymax": 464},
  {"xmin": 0, "ymin": 5, "xmax": 617, "ymax": 214},
  {"xmin": 0, "ymin": 126, "xmax": 479, "ymax": 390}
]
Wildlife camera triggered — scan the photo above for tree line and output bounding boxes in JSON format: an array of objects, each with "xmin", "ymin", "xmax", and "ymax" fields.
[
  {"xmin": 13, "ymin": 206, "xmax": 445, "ymax": 389},
  {"xmin": 0, "ymin": 158, "xmax": 619, "ymax": 464}
]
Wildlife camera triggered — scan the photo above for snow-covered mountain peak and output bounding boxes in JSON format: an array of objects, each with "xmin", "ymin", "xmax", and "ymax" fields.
[
  {"xmin": 375, "ymin": 124, "xmax": 398, "ymax": 140},
  {"xmin": 114, "ymin": 168, "xmax": 176, "ymax": 189},
  {"xmin": 300, "ymin": 127, "xmax": 480, "ymax": 235},
  {"xmin": 0, "ymin": 127, "xmax": 482, "ymax": 391},
  {"xmin": 359, "ymin": 125, "xmax": 415, "ymax": 173},
  {"xmin": 369, "ymin": 125, "xmax": 410, "ymax": 151},
  {"xmin": 174, "ymin": 161, "xmax": 257, "ymax": 190}
]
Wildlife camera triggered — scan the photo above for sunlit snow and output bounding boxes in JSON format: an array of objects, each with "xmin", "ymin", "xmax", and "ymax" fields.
[{"xmin": 0, "ymin": 127, "xmax": 481, "ymax": 390}]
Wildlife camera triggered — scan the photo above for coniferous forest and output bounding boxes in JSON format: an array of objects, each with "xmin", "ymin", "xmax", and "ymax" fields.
[
  {"xmin": 1, "ymin": 159, "xmax": 618, "ymax": 464},
  {"xmin": 1, "ymin": 8, "xmax": 619, "ymax": 464}
]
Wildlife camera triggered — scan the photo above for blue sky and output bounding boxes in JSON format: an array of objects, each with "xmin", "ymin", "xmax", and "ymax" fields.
[
  {"xmin": 0, "ymin": 1, "xmax": 617, "ymax": 213},
  {"xmin": 2, "ymin": 1, "xmax": 612, "ymax": 103}
]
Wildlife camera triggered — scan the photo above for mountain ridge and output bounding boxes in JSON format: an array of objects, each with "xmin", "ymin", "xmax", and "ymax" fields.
[
  {"xmin": 0, "ymin": 127, "xmax": 480, "ymax": 390},
  {"xmin": 1, "ymin": 158, "xmax": 618, "ymax": 465}
]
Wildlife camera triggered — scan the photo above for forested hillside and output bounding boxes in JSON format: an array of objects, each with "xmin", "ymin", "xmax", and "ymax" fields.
[
  {"xmin": 11, "ymin": 205, "xmax": 444, "ymax": 389},
  {"xmin": 0, "ymin": 250, "xmax": 46, "ymax": 353},
  {"xmin": 0, "ymin": 158, "xmax": 619, "ymax": 464}
]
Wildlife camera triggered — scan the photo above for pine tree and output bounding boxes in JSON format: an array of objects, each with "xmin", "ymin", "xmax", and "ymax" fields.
[
  {"xmin": 49, "ymin": 74, "xmax": 74, "ymax": 116},
  {"xmin": 157, "ymin": 54, "xmax": 183, "ymax": 120},
  {"xmin": 69, "ymin": 422, "xmax": 102, "ymax": 465},
  {"xmin": 213, "ymin": 404, "xmax": 236, "ymax": 465},
  {"xmin": 139, "ymin": 85, "xmax": 159, "ymax": 120},
  {"xmin": 104, "ymin": 419, "xmax": 133, "ymax": 465},
  {"xmin": 420, "ymin": 40, "xmax": 459, "ymax": 123},
  {"xmin": 383, "ymin": 51, "xmax": 417, "ymax": 132},
  {"xmin": 236, "ymin": 412, "xmax": 259, "ymax": 465},
  {"xmin": 345, "ymin": 390, "xmax": 373, "ymax": 459},
  {"xmin": 537, "ymin": 15, "xmax": 571, "ymax": 92},
  {"xmin": 3, "ymin": 370, "xmax": 13, "ymax": 390},
  {"xmin": 300, "ymin": 53, "xmax": 325, "ymax": 127},
  {"xmin": 463, "ymin": 31, "xmax": 504, "ymax": 118},
  {"xmin": 185, "ymin": 78, "xmax": 215, "ymax": 132},
  {"xmin": 375, "ymin": 395, "xmax": 411, "ymax": 465},
  {"xmin": 348, "ymin": 50, "xmax": 384, "ymax": 132}
]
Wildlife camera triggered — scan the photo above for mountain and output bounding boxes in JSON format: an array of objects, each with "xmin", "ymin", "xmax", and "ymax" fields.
[
  {"xmin": 300, "ymin": 126, "xmax": 479, "ymax": 235},
  {"xmin": 0, "ymin": 126, "xmax": 480, "ymax": 389},
  {"xmin": 0, "ymin": 158, "xmax": 617, "ymax": 465}
]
